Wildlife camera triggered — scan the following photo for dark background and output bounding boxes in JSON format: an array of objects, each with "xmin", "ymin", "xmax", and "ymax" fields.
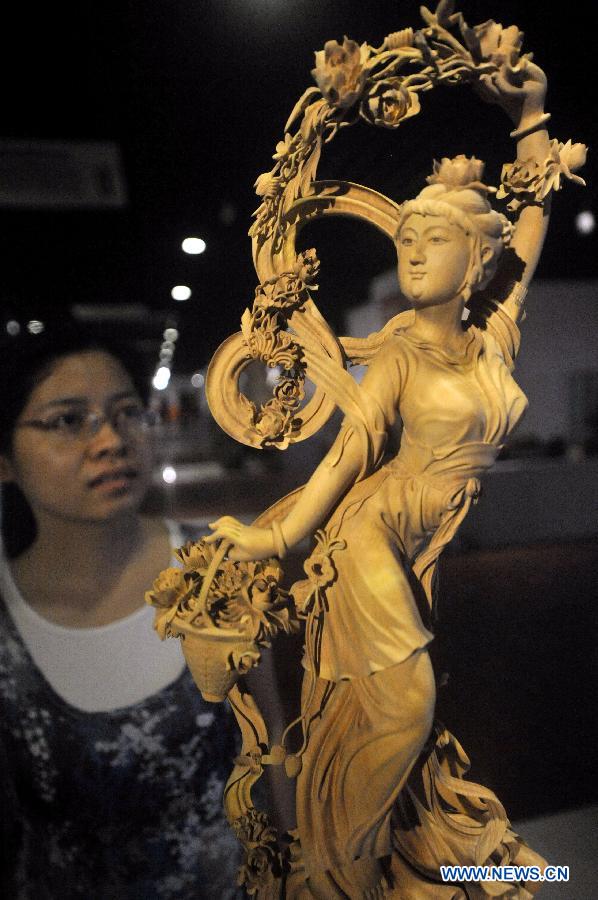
[{"xmin": 1, "ymin": 0, "xmax": 597, "ymax": 369}]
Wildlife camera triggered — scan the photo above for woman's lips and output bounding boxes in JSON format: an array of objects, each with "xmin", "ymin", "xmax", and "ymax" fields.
[{"xmin": 88, "ymin": 468, "xmax": 138, "ymax": 492}]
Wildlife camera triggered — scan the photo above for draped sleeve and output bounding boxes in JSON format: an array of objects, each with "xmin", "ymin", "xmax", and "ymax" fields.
[{"xmin": 474, "ymin": 304, "xmax": 522, "ymax": 372}]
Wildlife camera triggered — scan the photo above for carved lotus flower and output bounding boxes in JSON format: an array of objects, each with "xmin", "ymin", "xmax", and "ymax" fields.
[
  {"xmin": 473, "ymin": 19, "xmax": 524, "ymax": 66},
  {"xmin": 497, "ymin": 139, "xmax": 587, "ymax": 212},
  {"xmin": 362, "ymin": 79, "xmax": 420, "ymax": 129},
  {"xmin": 427, "ymin": 154, "xmax": 486, "ymax": 189},
  {"xmin": 312, "ymin": 37, "xmax": 369, "ymax": 109}
]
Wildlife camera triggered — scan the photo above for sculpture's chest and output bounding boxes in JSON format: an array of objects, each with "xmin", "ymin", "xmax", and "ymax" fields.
[{"xmin": 398, "ymin": 350, "xmax": 515, "ymax": 446}]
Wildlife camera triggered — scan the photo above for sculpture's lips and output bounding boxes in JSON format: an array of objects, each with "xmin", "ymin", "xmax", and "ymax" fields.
[{"xmin": 88, "ymin": 467, "xmax": 138, "ymax": 490}]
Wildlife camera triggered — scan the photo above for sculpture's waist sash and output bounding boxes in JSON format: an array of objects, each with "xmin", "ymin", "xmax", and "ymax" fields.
[
  {"xmin": 389, "ymin": 431, "xmax": 501, "ymax": 500},
  {"xmin": 388, "ymin": 432, "xmax": 501, "ymax": 608}
]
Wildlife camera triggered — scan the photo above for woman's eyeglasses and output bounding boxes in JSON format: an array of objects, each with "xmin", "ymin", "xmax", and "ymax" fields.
[{"xmin": 16, "ymin": 402, "xmax": 156, "ymax": 443}]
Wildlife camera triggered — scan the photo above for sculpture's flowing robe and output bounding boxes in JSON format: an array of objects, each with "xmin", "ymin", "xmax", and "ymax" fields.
[{"xmin": 293, "ymin": 310, "xmax": 547, "ymax": 897}]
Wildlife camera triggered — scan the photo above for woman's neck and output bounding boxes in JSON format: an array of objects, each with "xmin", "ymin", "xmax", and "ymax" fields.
[
  {"xmin": 29, "ymin": 512, "xmax": 144, "ymax": 577},
  {"xmin": 10, "ymin": 512, "xmax": 161, "ymax": 626},
  {"xmin": 408, "ymin": 298, "xmax": 468, "ymax": 353}
]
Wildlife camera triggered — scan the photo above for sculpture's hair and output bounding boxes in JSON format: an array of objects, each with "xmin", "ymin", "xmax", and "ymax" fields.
[{"xmin": 396, "ymin": 156, "xmax": 511, "ymax": 294}]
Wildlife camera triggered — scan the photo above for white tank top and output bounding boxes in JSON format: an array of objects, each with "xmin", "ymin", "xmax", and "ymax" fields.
[{"xmin": 0, "ymin": 521, "xmax": 187, "ymax": 712}]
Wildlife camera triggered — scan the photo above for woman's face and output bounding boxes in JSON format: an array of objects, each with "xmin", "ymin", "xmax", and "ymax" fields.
[
  {"xmin": 396, "ymin": 213, "xmax": 472, "ymax": 308},
  {"xmin": 2, "ymin": 350, "xmax": 153, "ymax": 526}
]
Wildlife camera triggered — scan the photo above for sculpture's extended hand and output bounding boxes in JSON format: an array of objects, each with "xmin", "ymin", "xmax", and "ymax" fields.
[
  {"xmin": 476, "ymin": 58, "xmax": 547, "ymax": 127},
  {"xmin": 206, "ymin": 516, "xmax": 276, "ymax": 561}
]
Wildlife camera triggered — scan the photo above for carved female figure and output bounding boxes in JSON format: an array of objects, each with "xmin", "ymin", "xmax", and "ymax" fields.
[{"xmin": 149, "ymin": 6, "xmax": 587, "ymax": 896}]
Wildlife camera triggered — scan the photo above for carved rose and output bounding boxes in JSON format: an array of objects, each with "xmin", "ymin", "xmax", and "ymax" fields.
[
  {"xmin": 293, "ymin": 248, "xmax": 320, "ymax": 285},
  {"xmin": 274, "ymin": 377, "xmax": 305, "ymax": 409},
  {"xmin": 427, "ymin": 154, "xmax": 486, "ymax": 189},
  {"xmin": 362, "ymin": 79, "xmax": 420, "ymax": 129},
  {"xmin": 473, "ymin": 20, "xmax": 524, "ymax": 66},
  {"xmin": 145, "ymin": 567, "xmax": 186, "ymax": 608},
  {"xmin": 254, "ymin": 400, "xmax": 293, "ymax": 444},
  {"xmin": 312, "ymin": 37, "xmax": 369, "ymax": 109}
]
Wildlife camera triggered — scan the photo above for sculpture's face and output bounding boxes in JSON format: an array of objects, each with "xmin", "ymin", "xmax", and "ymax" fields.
[
  {"xmin": 397, "ymin": 213, "xmax": 472, "ymax": 307},
  {"xmin": 3, "ymin": 351, "xmax": 152, "ymax": 526}
]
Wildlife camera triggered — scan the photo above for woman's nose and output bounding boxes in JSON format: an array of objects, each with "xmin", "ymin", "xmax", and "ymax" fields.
[{"xmin": 87, "ymin": 419, "xmax": 128, "ymax": 456}]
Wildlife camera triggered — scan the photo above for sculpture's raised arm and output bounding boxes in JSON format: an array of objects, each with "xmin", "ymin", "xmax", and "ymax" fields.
[{"xmin": 476, "ymin": 55, "xmax": 586, "ymax": 326}]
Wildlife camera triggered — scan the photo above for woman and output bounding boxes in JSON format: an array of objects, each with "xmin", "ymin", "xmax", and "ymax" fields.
[
  {"xmin": 0, "ymin": 327, "xmax": 240, "ymax": 899},
  {"xmin": 206, "ymin": 62, "xmax": 560, "ymax": 897}
]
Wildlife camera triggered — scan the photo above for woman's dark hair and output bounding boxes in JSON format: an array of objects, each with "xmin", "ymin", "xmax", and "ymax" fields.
[{"xmin": 0, "ymin": 320, "xmax": 151, "ymax": 558}]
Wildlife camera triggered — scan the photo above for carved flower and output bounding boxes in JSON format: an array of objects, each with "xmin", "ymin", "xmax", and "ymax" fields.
[
  {"xmin": 553, "ymin": 140, "xmax": 587, "ymax": 183},
  {"xmin": 230, "ymin": 647, "xmax": 261, "ymax": 675},
  {"xmin": 274, "ymin": 376, "xmax": 305, "ymax": 409},
  {"xmin": 254, "ymin": 400, "xmax": 294, "ymax": 445},
  {"xmin": 303, "ymin": 552, "xmax": 337, "ymax": 589},
  {"xmin": 272, "ymin": 132, "xmax": 294, "ymax": 162},
  {"xmin": 235, "ymin": 811, "xmax": 286, "ymax": 895},
  {"xmin": 385, "ymin": 28, "xmax": 415, "ymax": 50},
  {"xmin": 293, "ymin": 248, "xmax": 320, "ymax": 285},
  {"xmin": 312, "ymin": 37, "xmax": 369, "ymax": 109},
  {"xmin": 497, "ymin": 140, "xmax": 587, "ymax": 212},
  {"xmin": 427, "ymin": 155, "xmax": 487, "ymax": 189},
  {"xmin": 213, "ymin": 559, "xmax": 245, "ymax": 597},
  {"xmin": 362, "ymin": 79, "xmax": 421, "ymax": 129},
  {"xmin": 145, "ymin": 567, "xmax": 186, "ymax": 608},
  {"xmin": 174, "ymin": 540, "xmax": 214, "ymax": 574},
  {"xmin": 473, "ymin": 20, "xmax": 524, "ymax": 66},
  {"xmin": 254, "ymin": 172, "xmax": 283, "ymax": 199}
]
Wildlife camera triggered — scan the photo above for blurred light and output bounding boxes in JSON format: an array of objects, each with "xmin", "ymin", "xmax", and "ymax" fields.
[
  {"xmin": 266, "ymin": 365, "xmax": 282, "ymax": 386},
  {"xmin": 152, "ymin": 366, "xmax": 171, "ymax": 391},
  {"xmin": 171, "ymin": 285, "xmax": 192, "ymax": 301},
  {"xmin": 27, "ymin": 320, "xmax": 45, "ymax": 334},
  {"xmin": 191, "ymin": 372, "xmax": 205, "ymax": 388},
  {"xmin": 163, "ymin": 327, "xmax": 179, "ymax": 341},
  {"xmin": 161, "ymin": 340, "xmax": 175, "ymax": 352},
  {"xmin": 575, "ymin": 210, "xmax": 595, "ymax": 235},
  {"xmin": 6, "ymin": 320, "xmax": 20, "ymax": 336},
  {"xmin": 218, "ymin": 202, "xmax": 237, "ymax": 226},
  {"xmin": 159, "ymin": 348, "xmax": 174, "ymax": 361},
  {"xmin": 162, "ymin": 465, "xmax": 177, "ymax": 484},
  {"xmin": 181, "ymin": 237, "xmax": 206, "ymax": 255}
]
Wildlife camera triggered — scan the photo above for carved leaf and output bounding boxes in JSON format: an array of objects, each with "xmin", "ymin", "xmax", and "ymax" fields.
[{"xmin": 284, "ymin": 88, "xmax": 321, "ymax": 132}]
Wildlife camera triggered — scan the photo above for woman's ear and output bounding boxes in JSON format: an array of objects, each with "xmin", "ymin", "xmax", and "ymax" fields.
[{"xmin": 0, "ymin": 456, "xmax": 16, "ymax": 483}]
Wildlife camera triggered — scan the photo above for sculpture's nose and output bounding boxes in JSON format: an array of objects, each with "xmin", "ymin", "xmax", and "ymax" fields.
[{"xmin": 410, "ymin": 241, "xmax": 426, "ymax": 265}]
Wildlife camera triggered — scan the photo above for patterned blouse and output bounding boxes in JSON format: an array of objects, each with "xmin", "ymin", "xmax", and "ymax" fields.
[{"xmin": 0, "ymin": 587, "xmax": 242, "ymax": 899}]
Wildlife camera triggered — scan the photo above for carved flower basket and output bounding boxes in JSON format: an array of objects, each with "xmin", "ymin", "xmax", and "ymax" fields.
[
  {"xmin": 145, "ymin": 533, "xmax": 298, "ymax": 704},
  {"xmin": 172, "ymin": 619, "xmax": 259, "ymax": 703}
]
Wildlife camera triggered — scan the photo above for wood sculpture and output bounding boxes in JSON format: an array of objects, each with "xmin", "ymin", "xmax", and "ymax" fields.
[{"xmin": 146, "ymin": 3, "xmax": 586, "ymax": 896}]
